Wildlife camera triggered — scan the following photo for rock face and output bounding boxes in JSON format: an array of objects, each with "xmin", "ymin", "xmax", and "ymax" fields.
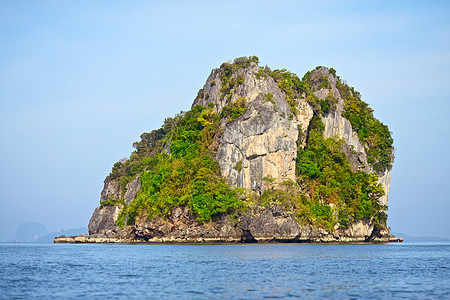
[
  {"xmin": 56, "ymin": 205, "xmax": 400, "ymax": 244},
  {"xmin": 313, "ymin": 67, "xmax": 391, "ymax": 205},
  {"xmin": 55, "ymin": 59, "xmax": 399, "ymax": 244},
  {"xmin": 194, "ymin": 62, "xmax": 300, "ymax": 192},
  {"xmin": 88, "ymin": 175, "xmax": 141, "ymax": 238}
]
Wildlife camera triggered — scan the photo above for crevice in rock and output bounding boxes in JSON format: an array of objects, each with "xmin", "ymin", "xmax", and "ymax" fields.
[{"xmin": 247, "ymin": 153, "xmax": 266, "ymax": 160}]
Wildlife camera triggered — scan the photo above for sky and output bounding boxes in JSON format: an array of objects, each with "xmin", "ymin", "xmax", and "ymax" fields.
[{"xmin": 1, "ymin": 0, "xmax": 449, "ymax": 241}]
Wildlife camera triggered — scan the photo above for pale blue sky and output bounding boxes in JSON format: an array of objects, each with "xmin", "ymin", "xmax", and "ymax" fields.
[{"xmin": 1, "ymin": 0, "xmax": 449, "ymax": 241}]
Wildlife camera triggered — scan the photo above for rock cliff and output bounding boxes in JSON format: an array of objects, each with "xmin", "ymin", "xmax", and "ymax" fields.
[
  {"xmin": 55, "ymin": 57, "xmax": 400, "ymax": 244},
  {"xmin": 194, "ymin": 62, "xmax": 299, "ymax": 192},
  {"xmin": 312, "ymin": 67, "xmax": 392, "ymax": 205}
]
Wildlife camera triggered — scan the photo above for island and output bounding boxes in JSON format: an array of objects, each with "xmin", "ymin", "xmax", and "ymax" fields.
[{"xmin": 55, "ymin": 56, "xmax": 402, "ymax": 244}]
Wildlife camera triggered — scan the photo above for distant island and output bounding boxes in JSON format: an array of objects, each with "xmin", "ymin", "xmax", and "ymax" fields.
[
  {"xmin": 56, "ymin": 56, "xmax": 401, "ymax": 244},
  {"xmin": 14, "ymin": 222, "xmax": 48, "ymax": 243},
  {"xmin": 390, "ymin": 232, "xmax": 450, "ymax": 243},
  {"xmin": 14, "ymin": 222, "xmax": 87, "ymax": 243},
  {"xmin": 36, "ymin": 227, "xmax": 88, "ymax": 243}
]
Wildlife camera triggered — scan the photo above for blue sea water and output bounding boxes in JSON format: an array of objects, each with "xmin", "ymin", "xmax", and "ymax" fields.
[{"xmin": 0, "ymin": 243, "xmax": 449, "ymax": 299}]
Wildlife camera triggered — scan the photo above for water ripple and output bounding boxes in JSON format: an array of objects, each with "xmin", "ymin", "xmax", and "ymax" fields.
[{"xmin": 0, "ymin": 243, "xmax": 449, "ymax": 299}]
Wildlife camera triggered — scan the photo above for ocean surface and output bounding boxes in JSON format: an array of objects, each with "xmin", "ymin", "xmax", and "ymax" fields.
[{"xmin": 0, "ymin": 243, "xmax": 449, "ymax": 299}]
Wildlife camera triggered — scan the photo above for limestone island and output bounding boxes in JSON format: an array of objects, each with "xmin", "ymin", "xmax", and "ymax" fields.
[{"xmin": 55, "ymin": 57, "xmax": 402, "ymax": 244}]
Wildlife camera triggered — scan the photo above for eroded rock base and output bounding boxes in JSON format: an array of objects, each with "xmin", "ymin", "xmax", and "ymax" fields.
[
  {"xmin": 56, "ymin": 206, "xmax": 402, "ymax": 244},
  {"xmin": 54, "ymin": 234, "xmax": 402, "ymax": 244}
]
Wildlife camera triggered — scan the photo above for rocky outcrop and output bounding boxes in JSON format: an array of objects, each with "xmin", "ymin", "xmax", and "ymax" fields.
[
  {"xmin": 314, "ymin": 67, "xmax": 392, "ymax": 205},
  {"xmin": 195, "ymin": 62, "xmax": 299, "ymax": 192},
  {"xmin": 56, "ymin": 59, "xmax": 399, "ymax": 244},
  {"xmin": 56, "ymin": 205, "xmax": 402, "ymax": 244},
  {"xmin": 240, "ymin": 206, "xmax": 301, "ymax": 242},
  {"xmin": 88, "ymin": 175, "xmax": 141, "ymax": 237},
  {"xmin": 296, "ymin": 98, "xmax": 314, "ymax": 147},
  {"xmin": 377, "ymin": 170, "xmax": 391, "ymax": 206}
]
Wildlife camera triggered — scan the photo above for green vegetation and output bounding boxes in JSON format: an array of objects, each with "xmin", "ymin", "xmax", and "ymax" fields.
[
  {"xmin": 221, "ymin": 56, "xmax": 259, "ymax": 73},
  {"xmin": 221, "ymin": 97, "xmax": 247, "ymax": 121},
  {"xmin": 318, "ymin": 75, "xmax": 331, "ymax": 90},
  {"xmin": 337, "ymin": 81, "xmax": 394, "ymax": 173},
  {"xmin": 100, "ymin": 199, "xmax": 119, "ymax": 207},
  {"xmin": 262, "ymin": 92, "xmax": 277, "ymax": 111},
  {"xmin": 234, "ymin": 160, "xmax": 243, "ymax": 172},
  {"xmin": 329, "ymin": 68, "xmax": 336, "ymax": 76},
  {"xmin": 262, "ymin": 64, "xmax": 394, "ymax": 173},
  {"xmin": 259, "ymin": 68, "xmax": 308, "ymax": 115},
  {"xmin": 256, "ymin": 67, "xmax": 334, "ymax": 118},
  {"xmin": 253, "ymin": 116, "xmax": 387, "ymax": 231},
  {"xmin": 262, "ymin": 92, "xmax": 275, "ymax": 104},
  {"xmin": 112, "ymin": 105, "xmax": 245, "ymax": 226},
  {"xmin": 197, "ymin": 88, "xmax": 204, "ymax": 99},
  {"xmin": 219, "ymin": 56, "xmax": 259, "ymax": 99},
  {"xmin": 295, "ymin": 115, "xmax": 386, "ymax": 229}
]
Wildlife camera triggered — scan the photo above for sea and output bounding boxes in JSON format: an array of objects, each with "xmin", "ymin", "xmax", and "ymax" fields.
[{"xmin": 0, "ymin": 242, "xmax": 449, "ymax": 299}]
